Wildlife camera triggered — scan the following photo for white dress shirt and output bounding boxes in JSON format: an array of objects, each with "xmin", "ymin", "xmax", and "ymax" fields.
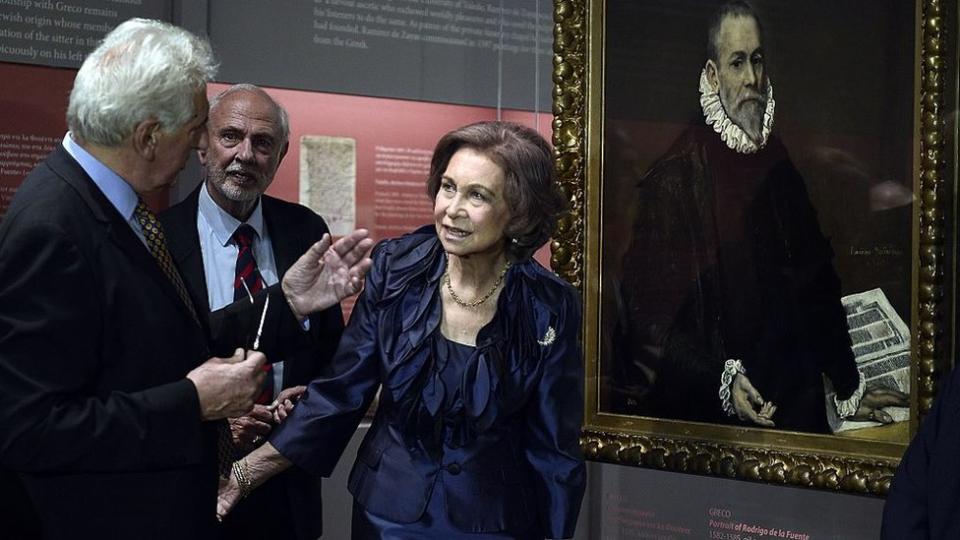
[{"xmin": 197, "ymin": 182, "xmax": 284, "ymax": 395}]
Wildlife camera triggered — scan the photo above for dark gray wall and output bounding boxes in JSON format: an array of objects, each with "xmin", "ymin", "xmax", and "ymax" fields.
[
  {"xmin": 0, "ymin": 0, "xmax": 172, "ymax": 66},
  {"xmin": 588, "ymin": 463, "xmax": 883, "ymax": 540},
  {"xmin": 208, "ymin": 0, "xmax": 553, "ymax": 111}
]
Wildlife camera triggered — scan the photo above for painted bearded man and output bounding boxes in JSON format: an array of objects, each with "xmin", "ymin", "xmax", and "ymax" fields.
[{"xmin": 612, "ymin": 1, "xmax": 905, "ymax": 432}]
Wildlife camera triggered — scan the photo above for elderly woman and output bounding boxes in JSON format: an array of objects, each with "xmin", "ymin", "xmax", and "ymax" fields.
[{"xmin": 218, "ymin": 121, "xmax": 585, "ymax": 538}]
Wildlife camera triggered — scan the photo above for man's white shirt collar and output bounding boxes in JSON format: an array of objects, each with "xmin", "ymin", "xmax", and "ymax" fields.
[{"xmin": 198, "ymin": 181, "xmax": 265, "ymax": 246}]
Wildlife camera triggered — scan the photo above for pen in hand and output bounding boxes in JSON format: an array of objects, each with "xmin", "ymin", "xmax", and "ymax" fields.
[{"xmin": 251, "ymin": 294, "xmax": 269, "ymax": 352}]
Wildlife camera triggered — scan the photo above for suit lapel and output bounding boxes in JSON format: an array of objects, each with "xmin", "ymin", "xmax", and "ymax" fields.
[
  {"xmin": 262, "ymin": 196, "xmax": 300, "ymax": 277},
  {"xmin": 49, "ymin": 147, "xmax": 203, "ymax": 330},
  {"xmin": 262, "ymin": 196, "xmax": 305, "ymax": 387},
  {"xmin": 162, "ymin": 188, "xmax": 212, "ymax": 315}
]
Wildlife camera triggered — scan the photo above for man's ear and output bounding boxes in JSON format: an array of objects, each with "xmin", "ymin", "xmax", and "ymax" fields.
[
  {"xmin": 197, "ymin": 146, "xmax": 208, "ymax": 165},
  {"xmin": 705, "ymin": 60, "xmax": 720, "ymax": 91},
  {"xmin": 132, "ymin": 119, "xmax": 160, "ymax": 159},
  {"xmin": 276, "ymin": 141, "xmax": 290, "ymax": 167}
]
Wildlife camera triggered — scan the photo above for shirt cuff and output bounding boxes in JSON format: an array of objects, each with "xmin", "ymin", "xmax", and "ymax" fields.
[
  {"xmin": 719, "ymin": 359, "xmax": 745, "ymax": 416},
  {"xmin": 833, "ymin": 371, "xmax": 866, "ymax": 418}
]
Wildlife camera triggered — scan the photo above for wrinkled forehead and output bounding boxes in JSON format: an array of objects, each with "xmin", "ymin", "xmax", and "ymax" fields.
[
  {"xmin": 210, "ymin": 90, "xmax": 283, "ymax": 134},
  {"xmin": 716, "ymin": 14, "xmax": 763, "ymax": 57}
]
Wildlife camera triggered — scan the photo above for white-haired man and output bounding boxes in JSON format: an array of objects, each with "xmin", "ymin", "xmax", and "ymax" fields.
[
  {"xmin": 160, "ymin": 84, "xmax": 350, "ymax": 540},
  {"xmin": 0, "ymin": 19, "xmax": 371, "ymax": 539}
]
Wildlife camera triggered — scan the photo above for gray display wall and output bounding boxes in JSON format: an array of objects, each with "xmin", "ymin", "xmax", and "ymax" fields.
[
  {"xmin": 0, "ymin": 0, "xmax": 552, "ymax": 110},
  {"xmin": 587, "ymin": 464, "xmax": 883, "ymax": 540},
  {"xmin": 0, "ymin": 0, "xmax": 171, "ymax": 66},
  {"xmin": 208, "ymin": 0, "xmax": 552, "ymax": 111}
]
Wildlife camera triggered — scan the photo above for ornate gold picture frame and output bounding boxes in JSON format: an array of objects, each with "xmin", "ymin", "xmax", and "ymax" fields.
[{"xmin": 551, "ymin": 0, "xmax": 957, "ymax": 494}]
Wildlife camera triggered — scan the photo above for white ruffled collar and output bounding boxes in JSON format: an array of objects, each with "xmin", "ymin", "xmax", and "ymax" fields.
[{"xmin": 699, "ymin": 68, "xmax": 775, "ymax": 154}]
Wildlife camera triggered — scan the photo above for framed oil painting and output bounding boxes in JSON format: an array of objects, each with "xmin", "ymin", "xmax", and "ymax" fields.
[{"xmin": 550, "ymin": 0, "xmax": 958, "ymax": 493}]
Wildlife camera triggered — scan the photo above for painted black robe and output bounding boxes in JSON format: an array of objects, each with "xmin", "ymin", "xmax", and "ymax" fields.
[{"xmin": 609, "ymin": 125, "xmax": 859, "ymax": 432}]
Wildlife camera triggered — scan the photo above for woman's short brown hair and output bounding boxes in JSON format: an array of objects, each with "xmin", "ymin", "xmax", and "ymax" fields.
[{"xmin": 426, "ymin": 121, "xmax": 567, "ymax": 261}]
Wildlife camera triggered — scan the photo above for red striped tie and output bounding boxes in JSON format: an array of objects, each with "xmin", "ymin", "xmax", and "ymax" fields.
[{"xmin": 232, "ymin": 224, "xmax": 273, "ymax": 405}]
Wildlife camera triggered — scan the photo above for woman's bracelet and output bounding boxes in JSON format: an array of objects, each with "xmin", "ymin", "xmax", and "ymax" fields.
[{"xmin": 232, "ymin": 459, "xmax": 253, "ymax": 500}]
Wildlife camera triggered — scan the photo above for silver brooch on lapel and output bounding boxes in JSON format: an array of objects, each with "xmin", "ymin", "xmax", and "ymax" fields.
[{"xmin": 538, "ymin": 326, "xmax": 556, "ymax": 346}]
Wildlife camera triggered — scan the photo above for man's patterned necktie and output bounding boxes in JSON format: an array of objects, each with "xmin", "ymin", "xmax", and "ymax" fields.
[
  {"xmin": 133, "ymin": 200, "xmax": 200, "ymax": 327},
  {"xmin": 232, "ymin": 224, "xmax": 273, "ymax": 405},
  {"xmin": 134, "ymin": 200, "xmax": 234, "ymax": 476}
]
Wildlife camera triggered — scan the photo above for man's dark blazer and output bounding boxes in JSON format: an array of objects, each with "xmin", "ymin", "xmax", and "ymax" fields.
[
  {"xmin": 882, "ymin": 366, "xmax": 960, "ymax": 539},
  {"xmin": 0, "ymin": 146, "xmax": 219, "ymax": 539},
  {"xmin": 161, "ymin": 187, "xmax": 344, "ymax": 540}
]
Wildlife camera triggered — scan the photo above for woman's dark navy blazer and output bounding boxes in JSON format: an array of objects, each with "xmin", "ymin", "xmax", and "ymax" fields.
[{"xmin": 270, "ymin": 226, "xmax": 585, "ymax": 537}]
